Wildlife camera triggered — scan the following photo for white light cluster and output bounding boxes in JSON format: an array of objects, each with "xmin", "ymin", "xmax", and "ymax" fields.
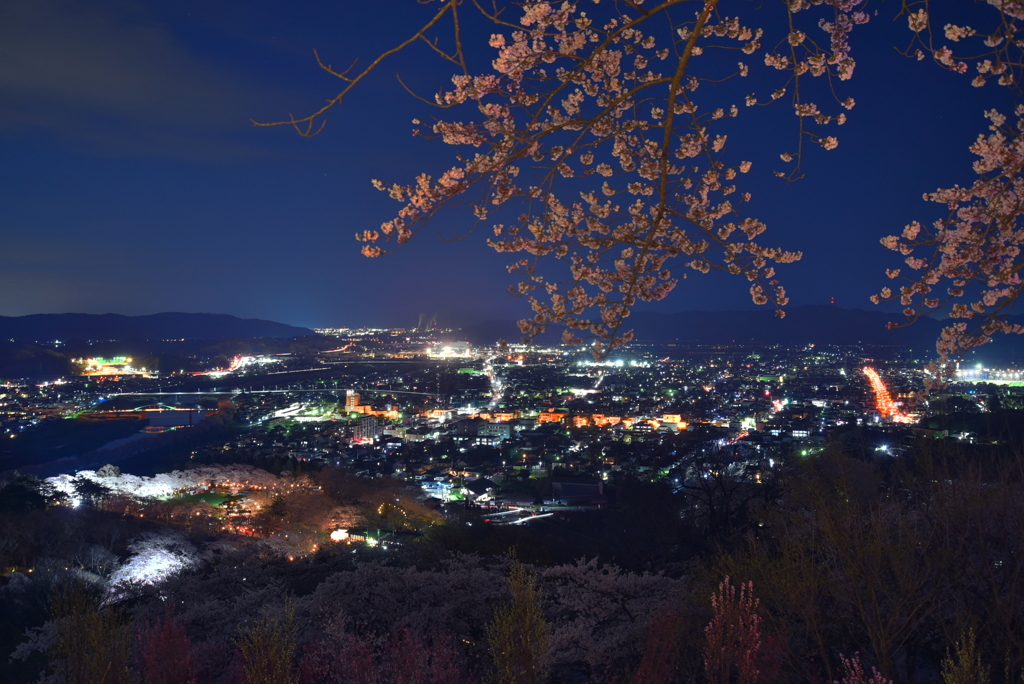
[
  {"xmin": 45, "ymin": 464, "xmax": 285, "ymax": 503},
  {"xmin": 108, "ymin": 531, "xmax": 198, "ymax": 590},
  {"xmin": 576, "ymin": 359, "xmax": 651, "ymax": 368}
]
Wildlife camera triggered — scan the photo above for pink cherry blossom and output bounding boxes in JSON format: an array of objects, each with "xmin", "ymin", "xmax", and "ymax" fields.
[
  {"xmin": 262, "ymin": 0, "xmax": 950, "ymax": 355},
  {"xmin": 346, "ymin": 0, "xmax": 867, "ymax": 353},
  {"xmin": 876, "ymin": 107, "xmax": 1024, "ymax": 365}
]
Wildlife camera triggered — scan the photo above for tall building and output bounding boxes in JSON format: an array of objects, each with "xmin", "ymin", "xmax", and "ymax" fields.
[
  {"xmin": 354, "ymin": 415, "xmax": 382, "ymax": 443},
  {"xmin": 345, "ymin": 390, "xmax": 361, "ymax": 412}
]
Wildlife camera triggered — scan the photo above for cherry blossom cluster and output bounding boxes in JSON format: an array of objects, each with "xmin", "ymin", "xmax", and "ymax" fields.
[
  {"xmin": 359, "ymin": 0, "xmax": 866, "ymax": 353},
  {"xmin": 831, "ymin": 653, "xmax": 893, "ymax": 684},
  {"xmin": 900, "ymin": 1, "xmax": 1024, "ymax": 89},
  {"xmin": 869, "ymin": 0, "xmax": 1024, "ymax": 369},
  {"xmin": 875, "ymin": 107, "xmax": 1024, "ymax": 365},
  {"xmin": 704, "ymin": 577, "xmax": 764, "ymax": 684}
]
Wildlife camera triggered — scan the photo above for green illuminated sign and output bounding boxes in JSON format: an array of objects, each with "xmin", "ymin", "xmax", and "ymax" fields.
[{"xmin": 93, "ymin": 357, "xmax": 130, "ymax": 366}]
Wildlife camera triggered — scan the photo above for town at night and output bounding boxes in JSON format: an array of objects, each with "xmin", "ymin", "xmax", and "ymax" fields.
[
  {"xmin": 2, "ymin": 320, "xmax": 1023, "ymax": 683},
  {"xmin": 3, "ymin": 0, "xmax": 1024, "ymax": 682}
]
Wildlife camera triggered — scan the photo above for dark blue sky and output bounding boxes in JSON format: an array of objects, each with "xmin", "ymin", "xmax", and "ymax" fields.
[{"xmin": 1, "ymin": 0, "xmax": 1016, "ymax": 329}]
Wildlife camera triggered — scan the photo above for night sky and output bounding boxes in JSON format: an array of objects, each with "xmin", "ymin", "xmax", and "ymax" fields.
[{"xmin": 1, "ymin": 0, "xmax": 1017, "ymax": 329}]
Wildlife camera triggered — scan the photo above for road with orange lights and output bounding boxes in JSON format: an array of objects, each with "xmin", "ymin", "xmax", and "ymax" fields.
[
  {"xmin": 863, "ymin": 367, "xmax": 896, "ymax": 417},
  {"xmin": 193, "ymin": 355, "xmax": 246, "ymax": 376},
  {"xmin": 863, "ymin": 367, "xmax": 913, "ymax": 423}
]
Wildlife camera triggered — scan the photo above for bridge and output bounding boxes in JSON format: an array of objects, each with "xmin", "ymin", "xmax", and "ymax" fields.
[{"xmin": 105, "ymin": 387, "xmax": 440, "ymax": 398}]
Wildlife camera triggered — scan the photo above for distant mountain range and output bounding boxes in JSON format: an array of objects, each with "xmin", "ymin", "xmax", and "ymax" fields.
[
  {"xmin": 458, "ymin": 305, "xmax": 1024, "ymax": 358},
  {"xmin": 3, "ymin": 307, "xmax": 1019, "ymax": 359},
  {"xmin": 627, "ymin": 305, "xmax": 941, "ymax": 346},
  {"xmin": 0, "ymin": 313, "xmax": 313, "ymax": 342}
]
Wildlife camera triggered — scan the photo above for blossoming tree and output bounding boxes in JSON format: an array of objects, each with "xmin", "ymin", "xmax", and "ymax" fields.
[
  {"xmin": 854, "ymin": 0, "xmax": 1024, "ymax": 376},
  {"xmin": 263, "ymin": 0, "xmax": 1024, "ymax": 363}
]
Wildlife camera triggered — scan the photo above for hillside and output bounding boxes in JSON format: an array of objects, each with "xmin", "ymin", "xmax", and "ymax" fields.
[
  {"xmin": 459, "ymin": 306, "xmax": 1024, "ymax": 360},
  {"xmin": 0, "ymin": 312, "xmax": 312, "ymax": 342}
]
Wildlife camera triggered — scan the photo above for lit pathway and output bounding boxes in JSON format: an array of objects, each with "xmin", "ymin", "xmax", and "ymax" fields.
[{"xmin": 863, "ymin": 367, "xmax": 912, "ymax": 423}]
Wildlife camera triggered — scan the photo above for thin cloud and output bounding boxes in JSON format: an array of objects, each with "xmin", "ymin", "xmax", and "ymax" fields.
[{"xmin": 0, "ymin": 0, "xmax": 297, "ymax": 161}]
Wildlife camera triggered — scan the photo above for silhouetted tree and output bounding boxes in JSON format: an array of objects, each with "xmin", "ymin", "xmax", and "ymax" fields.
[
  {"xmin": 137, "ymin": 606, "xmax": 196, "ymax": 684},
  {"xmin": 486, "ymin": 560, "xmax": 550, "ymax": 684},
  {"xmin": 239, "ymin": 604, "xmax": 299, "ymax": 684},
  {"xmin": 45, "ymin": 579, "xmax": 131, "ymax": 684}
]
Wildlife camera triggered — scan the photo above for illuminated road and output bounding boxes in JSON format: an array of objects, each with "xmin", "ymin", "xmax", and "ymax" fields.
[
  {"xmin": 484, "ymin": 355, "xmax": 505, "ymax": 409},
  {"xmin": 863, "ymin": 367, "xmax": 912, "ymax": 423}
]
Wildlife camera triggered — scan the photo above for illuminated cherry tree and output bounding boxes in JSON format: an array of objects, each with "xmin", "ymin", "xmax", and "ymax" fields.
[
  {"xmin": 108, "ymin": 531, "xmax": 199, "ymax": 594},
  {"xmin": 703, "ymin": 577, "xmax": 765, "ymax": 684},
  {"xmin": 831, "ymin": 653, "xmax": 892, "ymax": 684},
  {"xmin": 45, "ymin": 464, "xmax": 291, "ymax": 506},
  {"xmin": 266, "ymin": 0, "xmax": 1024, "ymax": 360}
]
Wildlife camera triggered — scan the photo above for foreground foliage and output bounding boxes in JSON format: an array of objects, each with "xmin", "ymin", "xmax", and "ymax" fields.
[{"xmin": 2, "ymin": 441, "xmax": 1024, "ymax": 683}]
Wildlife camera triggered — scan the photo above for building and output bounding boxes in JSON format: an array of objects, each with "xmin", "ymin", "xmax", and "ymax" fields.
[
  {"xmin": 551, "ymin": 478, "xmax": 607, "ymax": 505},
  {"xmin": 345, "ymin": 390, "xmax": 361, "ymax": 412},
  {"xmin": 428, "ymin": 341, "xmax": 474, "ymax": 359},
  {"xmin": 478, "ymin": 422, "xmax": 512, "ymax": 442},
  {"xmin": 354, "ymin": 415, "xmax": 382, "ymax": 443}
]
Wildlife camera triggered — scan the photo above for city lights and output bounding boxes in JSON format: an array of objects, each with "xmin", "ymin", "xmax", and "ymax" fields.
[{"xmin": 862, "ymin": 367, "xmax": 913, "ymax": 424}]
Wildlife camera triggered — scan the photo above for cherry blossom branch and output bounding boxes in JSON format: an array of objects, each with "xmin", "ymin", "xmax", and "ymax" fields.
[
  {"xmin": 253, "ymin": 0, "xmax": 460, "ymax": 135},
  {"xmin": 263, "ymin": 0, "xmax": 866, "ymax": 354},
  {"xmin": 875, "ymin": 107, "xmax": 1024, "ymax": 377}
]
